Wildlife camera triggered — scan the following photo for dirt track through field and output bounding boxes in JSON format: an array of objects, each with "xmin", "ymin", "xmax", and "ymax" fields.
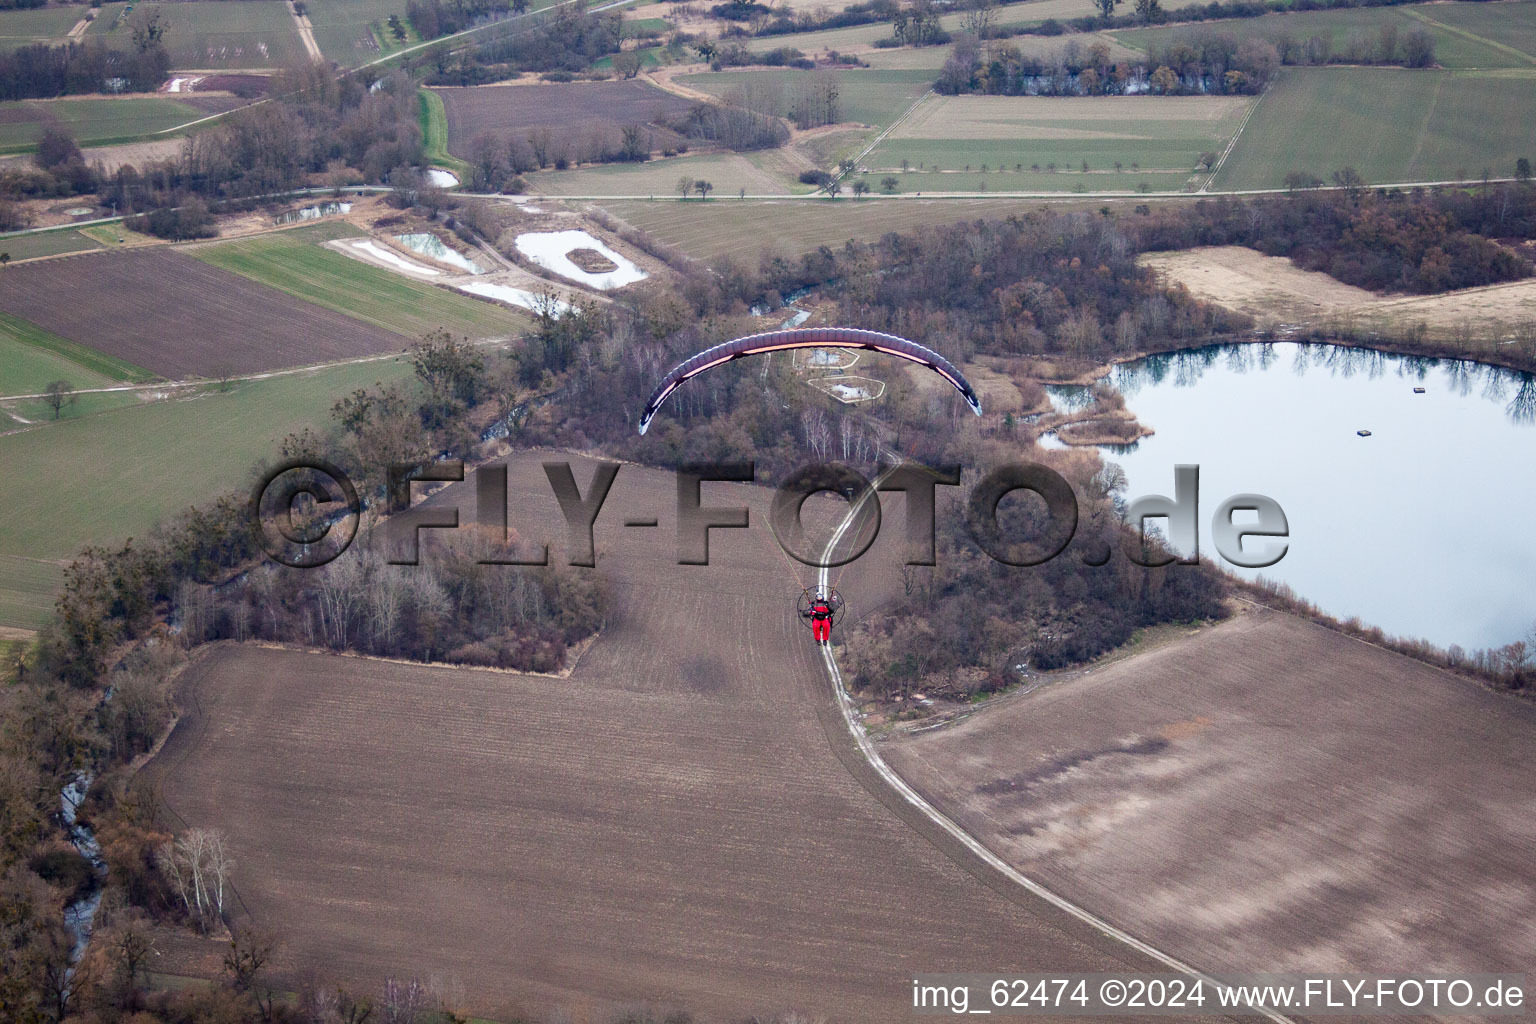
[{"xmin": 146, "ymin": 452, "xmax": 1228, "ymax": 1023}]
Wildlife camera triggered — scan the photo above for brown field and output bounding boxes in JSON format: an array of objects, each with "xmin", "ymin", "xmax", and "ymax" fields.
[
  {"xmin": 432, "ymin": 81, "xmax": 697, "ymax": 159},
  {"xmin": 0, "ymin": 249, "xmax": 406, "ymax": 377},
  {"xmin": 1141, "ymin": 245, "xmax": 1536, "ymax": 341},
  {"xmin": 145, "ymin": 453, "xmax": 1212, "ymax": 1023},
  {"xmin": 884, "ymin": 608, "xmax": 1536, "ymax": 979}
]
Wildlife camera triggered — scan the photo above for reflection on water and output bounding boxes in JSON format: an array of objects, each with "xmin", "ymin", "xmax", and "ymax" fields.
[{"xmin": 1104, "ymin": 342, "xmax": 1536, "ymax": 651}]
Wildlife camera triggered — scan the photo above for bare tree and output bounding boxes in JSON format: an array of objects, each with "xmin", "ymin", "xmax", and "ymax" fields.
[
  {"xmin": 380, "ymin": 977, "xmax": 427, "ymax": 1024},
  {"xmin": 159, "ymin": 827, "xmax": 235, "ymax": 930},
  {"xmin": 962, "ymin": 0, "xmax": 997, "ymax": 37},
  {"xmin": 43, "ymin": 379, "xmax": 74, "ymax": 419}
]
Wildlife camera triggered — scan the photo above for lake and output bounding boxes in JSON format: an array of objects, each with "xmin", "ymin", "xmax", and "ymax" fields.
[{"xmin": 1072, "ymin": 342, "xmax": 1536, "ymax": 652}]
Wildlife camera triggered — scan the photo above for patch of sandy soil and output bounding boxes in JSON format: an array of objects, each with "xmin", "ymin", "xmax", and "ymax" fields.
[{"xmin": 1142, "ymin": 245, "xmax": 1536, "ymax": 342}]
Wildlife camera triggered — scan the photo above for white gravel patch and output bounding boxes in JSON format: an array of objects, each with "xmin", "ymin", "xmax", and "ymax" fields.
[
  {"xmin": 349, "ymin": 240, "xmax": 442, "ymax": 277},
  {"xmin": 456, "ymin": 281, "xmax": 571, "ymax": 317},
  {"xmin": 513, "ymin": 230, "xmax": 646, "ymax": 290},
  {"xmin": 425, "ymin": 169, "xmax": 459, "ymax": 188}
]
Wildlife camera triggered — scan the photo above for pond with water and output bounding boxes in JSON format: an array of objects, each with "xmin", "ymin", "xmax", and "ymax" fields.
[{"xmin": 1083, "ymin": 343, "xmax": 1536, "ymax": 652}]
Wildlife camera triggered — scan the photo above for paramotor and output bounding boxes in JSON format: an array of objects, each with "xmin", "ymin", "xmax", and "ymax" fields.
[{"xmin": 637, "ymin": 327, "xmax": 983, "ymax": 434}]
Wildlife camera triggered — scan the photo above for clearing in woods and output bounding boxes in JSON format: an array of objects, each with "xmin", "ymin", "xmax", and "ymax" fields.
[
  {"xmin": 0, "ymin": 355, "xmax": 417, "ymax": 629},
  {"xmin": 1210, "ymin": 67, "xmax": 1536, "ymax": 190},
  {"xmin": 883, "ymin": 609, "xmax": 1536, "ymax": 979},
  {"xmin": 0, "ymin": 247, "xmax": 408, "ymax": 377},
  {"xmin": 141, "ymin": 453, "xmax": 1225, "ymax": 1022},
  {"xmin": 188, "ymin": 224, "xmax": 529, "ymax": 340}
]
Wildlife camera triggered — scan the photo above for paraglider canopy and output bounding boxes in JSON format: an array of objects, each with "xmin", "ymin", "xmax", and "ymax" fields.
[{"xmin": 637, "ymin": 327, "xmax": 983, "ymax": 434}]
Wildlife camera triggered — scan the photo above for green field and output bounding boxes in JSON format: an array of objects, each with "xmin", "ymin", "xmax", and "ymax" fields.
[
  {"xmin": 0, "ymin": 555, "xmax": 62, "ymax": 631},
  {"xmin": 865, "ymin": 92, "xmax": 1250, "ymax": 191},
  {"xmin": 1111, "ymin": 1, "xmax": 1536, "ymax": 70},
  {"xmin": 123, "ymin": 0, "xmax": 305, "ymax": 68},
  {"xmin": 0, "ymin": 228, "xmax": 105, "ymax": 262},
  {"xmin": 621, "ymin": 15, "xmax": 668, "ymax": 37},
  {"xmin": 0, "ymin": 4, "xmax": 85, "ymax": 51},
  {"xmin": 418, "ymin": 88, "xmax": 471, "ymax": 178},
  {"xmin": 188, "ymin": 224, "xmax": 529, "ymax": 338},
  {"xmin": 1212, "ymin": 67, "xmax": 1536, "ymax": 189},
  {"xmin": 307, "ymin": 0, "xmax": 419, "ymax": 65},
  {"xmin": 0, "ymin": 309, "xmax": 152, "ymax": 396},
  {"xmin": 1412, "ymin": 1, "xmax": 1536, "ymax": 66},
  {"xmin": 0, "ymin": 96, "xmax": 211, "ymax": 153},
  {"xmin": 678, "ymin": 67, "xmax": 934, "ymax": 128},
  {"xmin": 0, "ymin": 356, "xmax": 418, "ymax": 628}
]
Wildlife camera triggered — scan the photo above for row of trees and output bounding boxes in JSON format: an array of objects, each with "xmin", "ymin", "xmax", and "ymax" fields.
[
  {"xmin": 1142, "ymin": 24, "xmax": 1434, "ymax": 76},
  {"xmin": 936, "ymin": 35, "xmax": 1281, "ymax": 95},
  {"xmin": 1133, "ymin": 186, "xmax": 1536, "ymax": 293},
  {"xmin": 405, "ymin": 0, "xmax": 519, "ymax": 40},
  {"xmin": 0, "ymin": 36, "xmax": 167, "ymax": 101},
  {"xmin": 722, "ymin": 71, "xmax": 843, "ymax": 130}
]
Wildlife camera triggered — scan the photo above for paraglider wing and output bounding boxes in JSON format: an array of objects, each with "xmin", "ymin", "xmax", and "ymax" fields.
[{"xmin": 636, "ymin": 327, "xmax": 983, "ymax": 434}]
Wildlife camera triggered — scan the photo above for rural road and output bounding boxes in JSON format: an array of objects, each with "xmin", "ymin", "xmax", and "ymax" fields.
[{"xmin": 814, "ymin": 472, "xmax": 1295, "ymax": 1024}]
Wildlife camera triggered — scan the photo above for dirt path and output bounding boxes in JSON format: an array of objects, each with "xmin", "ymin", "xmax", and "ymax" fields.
[{"xmin": 289, "ymin": 0, "xmax": 323, "ymax": 63}]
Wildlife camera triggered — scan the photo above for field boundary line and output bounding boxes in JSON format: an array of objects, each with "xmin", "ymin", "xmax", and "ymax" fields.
[
  {"xmin": 1402, "ymin": 8, "xmax": 1536, "ymax": 66},
  {"xmin": 1202, "ymin": 83, "xmax": 1265, "ymax": 192},
  {"xmin": 815, "ymin": 482, "xmax": 1295, "ymax": 1024},
  {"xmin": 849, "ymin": 87, "xmax": 933, "ymax": 172}
]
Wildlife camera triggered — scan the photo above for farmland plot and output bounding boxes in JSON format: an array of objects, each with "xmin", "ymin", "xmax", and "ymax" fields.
[
  {"xmin": 135, "ymin": 1, "xmax": 306, "ymax": 69},
  {"xmin": 0, "ymin": 5, "xmax": 85, "ymax": 52},
  {"xmin": 0, "ymin": 96, "xmax": 233, "ymax": 153},
  {"xmin": 884, "ymin": 609, "xmax": 1536, "ymax": 980},
  {"xmin": 306, "ymin": 0, "xmax": 416, "ymax": 64},
  {"xmin": 432, "ymin": 80, "xmax": 696, "ymax": 158},
  {"xmin": 1211, "ymin": 67, "xmax": 1536, "ymax": 189},
  {"xmin": 190, "ymin": 227, "xmax": 529, "ymax": 338},
  {"xmin": 866, "ymin": 92, "xmax": 1251, "ymax": 191},
  {"xmin": 0, "ymin": 249, "xmax": 407, "ymax": 377},
  {"xmin": 144, "ymin": 453, "xmax": 1213, "ymax": 1023},
  {"xmin": 0, "ymin": 354, "xmax": 416, "ymax": 629},
  {"xmin": 677, "ymin": 67, "xmax": 935, "ymax": 128}
]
